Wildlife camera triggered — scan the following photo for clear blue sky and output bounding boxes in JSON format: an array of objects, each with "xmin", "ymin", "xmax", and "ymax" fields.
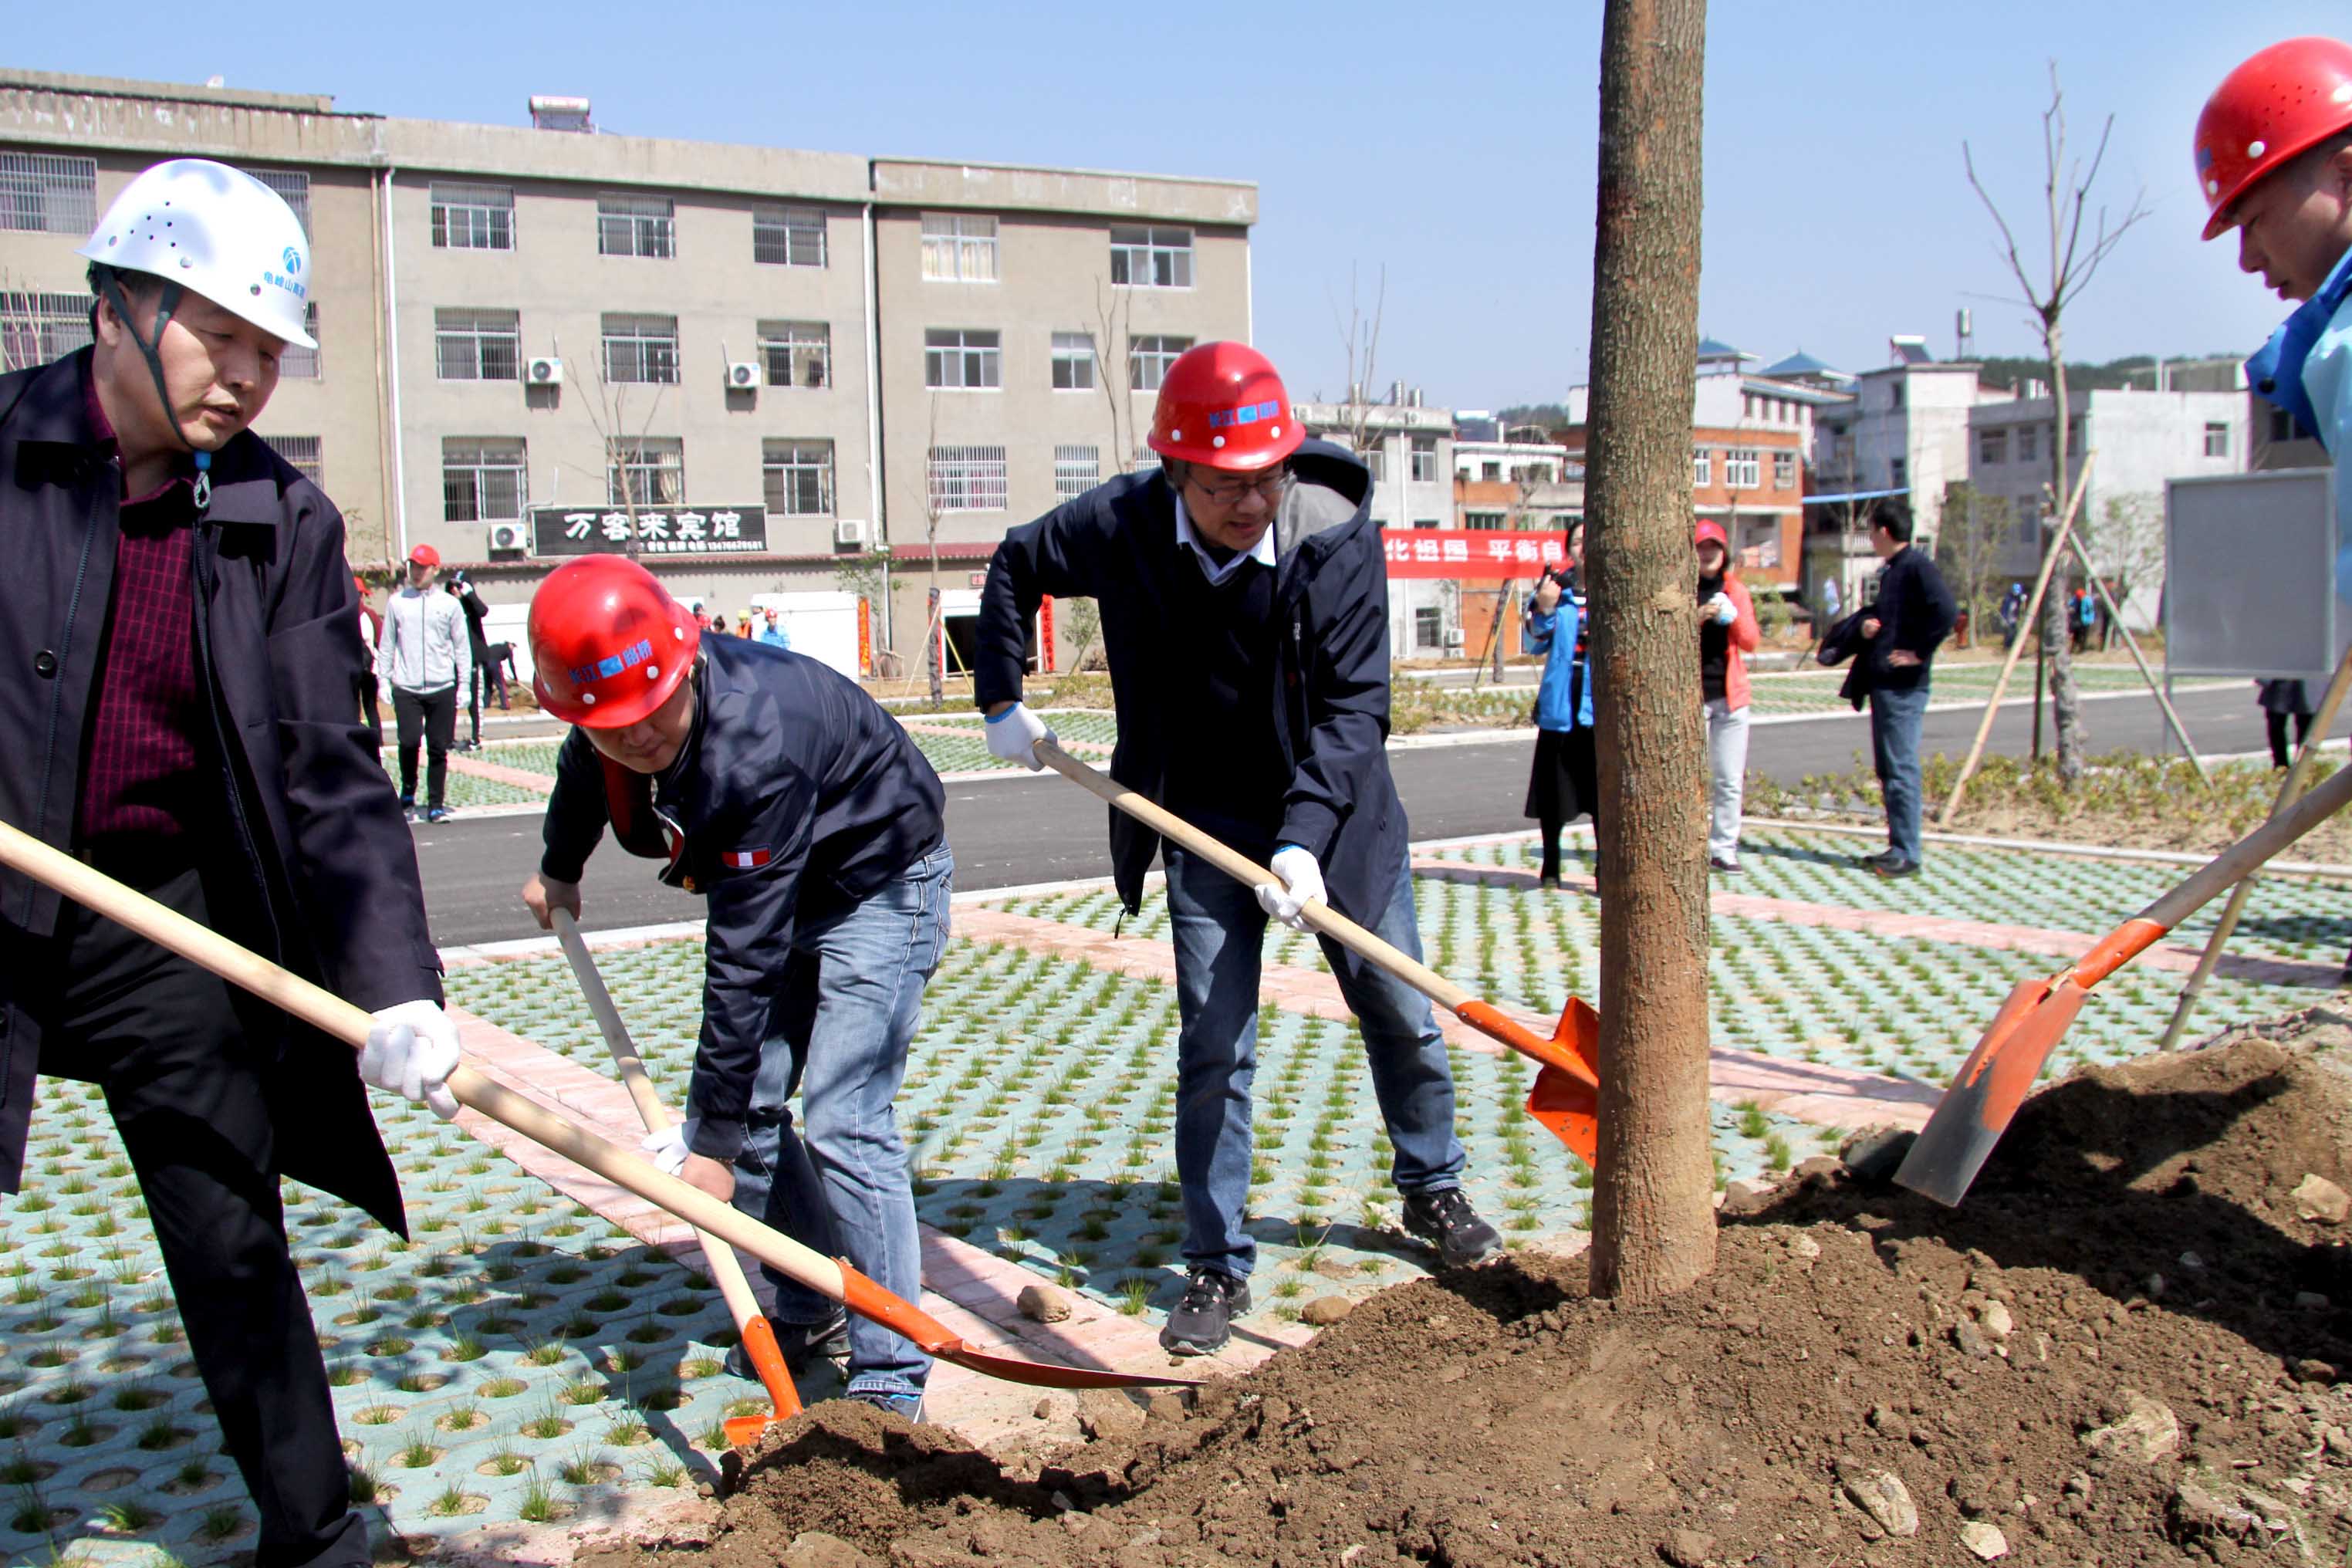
[{"xmin": 12, "ymin": 2, "xmax": 2344, "ymax": 407}]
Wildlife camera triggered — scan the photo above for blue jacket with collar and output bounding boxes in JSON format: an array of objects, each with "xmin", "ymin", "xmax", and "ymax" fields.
[
  {"xmin": 539, "ymin": 635, "xmax": 945, "ymax": 1161},
  {"xmin": 972, "ymin": 440, "xmax": 1406, "ymax": 924}
]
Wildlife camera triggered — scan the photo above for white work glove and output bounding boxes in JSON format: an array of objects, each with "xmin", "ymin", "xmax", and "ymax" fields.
[
  {"xmin": 1254, "ymin": 845, "xmax": 1327, "ymax": 932},
  {"xmin": 640, "ymin": 1120, "xmax": 694, "ymax": 1177},
  {"xmin": 1706, "ymin": 592, "xmax": 1738, "ymax": 627},
  {"xmin": 360, "ymin": 1001, "xmax": 461, "ymax": 1120},
  {"xmin": 984, "ymin": 701, "xmax": 1056, "ymax": 770}
]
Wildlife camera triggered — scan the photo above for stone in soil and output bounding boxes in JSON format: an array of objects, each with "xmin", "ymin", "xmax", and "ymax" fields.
[{"xmin": 586, "ymin": 1021, "xmax": 2352, "ymax": 1568}]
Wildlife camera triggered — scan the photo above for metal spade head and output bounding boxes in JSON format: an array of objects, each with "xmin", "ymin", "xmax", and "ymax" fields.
[{"xmin": 1894, "ymin": 974, "xmax": 2083, "ymax": 1208}]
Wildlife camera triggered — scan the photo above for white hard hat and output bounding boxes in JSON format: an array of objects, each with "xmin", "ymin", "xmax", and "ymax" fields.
[{"xmin": 77, "ymin": 159, "xmax": 316, "ymax": 350}]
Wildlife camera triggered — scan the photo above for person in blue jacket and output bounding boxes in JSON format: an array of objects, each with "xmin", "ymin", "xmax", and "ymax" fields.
[
  {"xmin": 972, "ymin": 343, "xmax": 1502, "ymax": 1358},
  {"xmin": 1522, "ymin": 523, "xmax": 1597, "ymax": 889},
  {"xmin": 517, "ymin": 555, "xmax": 951, "ymax": 1421}
]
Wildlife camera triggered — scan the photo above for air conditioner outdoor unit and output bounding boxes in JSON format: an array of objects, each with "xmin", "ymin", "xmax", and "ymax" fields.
[
  {"xmin": 833, "ymin": 519, "xmax": 867, "ymax": 548},
  {"xmin": 1442, "ymin": 628, "xmax": 1467, "ymax": 650},
  {"xmin": 725, "ymin": 361, "xmax": 760, "ymax": 390},
  {"xmin": 525, "ymin": 356, "xmax": 564, "ymax": 387},
  {"xmin": 487, "ymin": 521, "xmax": 527, "ymax": 555}
]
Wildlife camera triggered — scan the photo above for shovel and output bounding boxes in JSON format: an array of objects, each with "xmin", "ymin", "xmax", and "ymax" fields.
[
  {"xmin": 1032, "ymin": 741, "xmax": 1600, "ymax": 1164},
  {"xmin": 1895, "ymin": 752, "xmax": 2352, "ymax": 1207},
  {"xmin": 0, "ymin": 816, "xmax": 1194, "ymax": 1394},
  {"xmin": 549, "ymin": 909, "xmax": 801, "ymax": 1447}
]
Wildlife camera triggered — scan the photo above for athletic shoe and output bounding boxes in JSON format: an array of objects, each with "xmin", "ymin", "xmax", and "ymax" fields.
[
  {"xmin": 397, "ymin": 795, "xmax": 417, "ymax": 822},
  {"xmin": 1872, "ymin": 856, "xmax": 1921, "ymax": 879},
  {"xmin": 1402, "ymin": 1188, "xmax": 1503, "ymax": 1269},
  {"xmin": 1159, "ymin": 1268, "xmax": 1249, "ymax": 1357},
  {"xmin": 1709, "ymin": 856, "xmax": 1741, "ymax": 874},
  {"xmin": 425, "ymin": 806, "xmax": 451, "ymax": 824},
  {"xmin": 724, "ymin": 1311, "xmax": 849, "ymax": 1380}
]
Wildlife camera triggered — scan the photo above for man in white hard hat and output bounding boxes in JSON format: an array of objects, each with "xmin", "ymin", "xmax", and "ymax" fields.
[{"xmin": 0, "ymin": 160, "xmax": 458, "ymax": 1567}]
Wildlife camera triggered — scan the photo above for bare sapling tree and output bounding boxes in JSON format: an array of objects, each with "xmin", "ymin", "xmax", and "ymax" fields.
[
  {"xmin": 571, "ymin": 338, "xmax": 672, "ymax": 558},
  {"xmin": 1585, "ymin": 0, "xmax": 1715, "ymax": 1302},
  {"xmin": 1328, "ymin": 264, "xmax": 1388, "ymax": 461},
  {"xmin": 1964, "ymin": 64, "xmax": 2150, "ymax": 782}
]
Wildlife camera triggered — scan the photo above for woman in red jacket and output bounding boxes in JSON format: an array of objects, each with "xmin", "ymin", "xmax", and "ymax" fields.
[{"xmin": 1697, "ymin": 520, "xmax": 1761, "ymax": 872}]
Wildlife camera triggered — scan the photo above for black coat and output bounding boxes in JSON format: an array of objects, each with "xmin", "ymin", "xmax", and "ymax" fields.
[
  {"xmin": 0, "ymin": 351, "xmax": 434, "ymax": 1230},
  {"xmin": 539, "ymin": 636, "xmax": 946, "ymax": 1163},
  {"xmin": 972, "ymin": 440, "xmax": 1406, "ymax": 924},
  {"xmin": 1866, "ymin": 546, "xmax": 1958, "ymax": 692},
  {"xmin": 1816, "ymin": 610, "xmax": 1875, "ymax": 711}
]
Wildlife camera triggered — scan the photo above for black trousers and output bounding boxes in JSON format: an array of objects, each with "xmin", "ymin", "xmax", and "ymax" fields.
[
  {"xmin": 391, "ymin": 684, "xmax": 456, "ymax": 808},
  {"xmin": 2269, "ymin": 709, "xmax": 2316, "ymax": 769},
  {"xmin": 22, "ymin": 850, "xmax": 367, "ymax": 1566},
  {"xmin": 358, "ymin": 673, "xmax": 382, "ymax": 752}
]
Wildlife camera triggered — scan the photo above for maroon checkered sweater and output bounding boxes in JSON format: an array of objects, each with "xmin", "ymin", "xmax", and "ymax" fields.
[{"xmin": 75, "ymin": 374, "xmax": 204, "ymax": 847}]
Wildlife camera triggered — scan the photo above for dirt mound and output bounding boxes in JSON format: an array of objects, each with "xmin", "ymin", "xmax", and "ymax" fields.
[{"xmin": 594, "ymin": 1022, "xmax": 2352, "ymax": 1567}]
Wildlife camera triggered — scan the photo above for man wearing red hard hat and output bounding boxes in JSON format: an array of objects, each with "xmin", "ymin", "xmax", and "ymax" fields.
[
  {"xmin": 377, "ymin": 542, "xmax": 471, "ymax": 823},
  {"xmin": 2202, "ymin": 39, "xmax": 2352, "ymax": 593},
  {"xmin": 975, "ymin": 342, "xmax": 1501, "ymax": 1357},
  {"xmin": 518, "ymin": 554, "xmax": 950, "ymax": 1418}
]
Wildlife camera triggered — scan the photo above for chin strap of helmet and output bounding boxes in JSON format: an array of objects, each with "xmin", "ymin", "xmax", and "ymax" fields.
[{"xmin": 95, "ymin": 266, "xmax": 211, "ymax": 513}]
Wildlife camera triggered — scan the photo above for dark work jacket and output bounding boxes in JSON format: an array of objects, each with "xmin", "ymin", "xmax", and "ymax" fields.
[
  {"xmin": 539, "ymin": 636, "xmax": 945, "ymax": 1163},
  {"xmin": 972, "ymin": 440, "xmax": 1404, "ymax": 924},
  {"xmin": 1864, "ymin": 546, "xmax": 1958, "ymax": 693},
  {"xmin": 0, "ymin": 350, "xmax": 437, "ymax": 1229},
  {"xmin": 1816, "ymin": 609, "xmax": 1875, "ymax": 711}
]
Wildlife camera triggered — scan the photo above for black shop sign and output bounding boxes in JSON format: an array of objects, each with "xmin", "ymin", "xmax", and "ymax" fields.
[{"xmin": 530, "ymin": 504, "xmax": 770, "ymax": 557}]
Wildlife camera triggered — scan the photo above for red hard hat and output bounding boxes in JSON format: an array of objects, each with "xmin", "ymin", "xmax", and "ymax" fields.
[
  {"xmin": 1146, "ymin": 341, "xmax": 1304, "ymax": 471},
  {"xmin": 408, "ymin": 543, "xmax": 441, "ymax": 567},
  {"xmin": 527, "ymin": 554, "xmax": 700, "ymax": 728},
  {"xmin": 2195, "ymin": 36, "xmax": 2352, "ymax": 240}
]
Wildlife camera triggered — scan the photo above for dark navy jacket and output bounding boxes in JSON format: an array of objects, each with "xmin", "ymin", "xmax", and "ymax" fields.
[
  {"xmin": 1864, "ymin": 545, "xmax": 1958, "ymax": 693},
  {"xmin": 539, "ymin": 636, "xmax": 945, "ymax": 1161},
  {"xmin": 0, "ymin": 350, "xmax": 434, "ymax": 1229},
  {"xmin": 972, "ymin": 439, "xmax": 1406, "ymax": 924}
]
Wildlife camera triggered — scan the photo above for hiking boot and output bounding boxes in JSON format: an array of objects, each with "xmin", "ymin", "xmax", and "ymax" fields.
[
  {"xmin": 1402, "ymin": 1188, "xmax": 1502, "ymax": 1269},
  {"xmin": 846, "ymin": 1388, "xmax": 924, "ymax": 1422},
  {"xmin": 725, "ymin": 1311, "xmax": 850, "ymax": 1380},
  {"xmin": 1159, "ymin": 1268, "xmax": 1249, "ymax": 1357}
]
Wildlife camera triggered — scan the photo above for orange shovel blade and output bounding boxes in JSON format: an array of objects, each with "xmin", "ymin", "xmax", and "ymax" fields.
[
  {"xmin": 1894, "ymin": 974, "xmax": 2085, "ymax": 1208},
  {"xmin": 837, "ymin": 1265, "xmax": 1201, "ymax": 1390},
  {"xmin": 720, "ymin": 1313, "xmax": 802, "ymax": 1447},
  {"xmin": 1516, "ymin": 997, "xmax": 1601, "ymax": 1167}
]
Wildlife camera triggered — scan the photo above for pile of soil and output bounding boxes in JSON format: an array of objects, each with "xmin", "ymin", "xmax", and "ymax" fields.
[{"xmin": 596, "ymin": 1014, "xmax": 2352, "ymax": 1567}]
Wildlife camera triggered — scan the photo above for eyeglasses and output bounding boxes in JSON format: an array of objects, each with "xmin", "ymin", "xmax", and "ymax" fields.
[{"xmin": 1185, "ymin": 468, "xmax": 1291, "ymax": 507}]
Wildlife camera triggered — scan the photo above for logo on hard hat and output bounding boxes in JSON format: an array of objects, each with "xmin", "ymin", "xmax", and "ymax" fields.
[
  {"xmin": 1208, "ymin": 400, "xmax": 1282, "ymax": 430},
  {"xmin": 283, "ymin": 247, "xmax": 302, "ymax": 275},
  {"xmin": 569, "ymin": 637, "xmax": 656, "ymax": 688}
]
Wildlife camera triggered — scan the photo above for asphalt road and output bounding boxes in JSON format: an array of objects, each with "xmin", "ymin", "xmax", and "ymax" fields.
[{"xmin": 411, "ymin": 681, "xmax": 2346, "ymax": 949}]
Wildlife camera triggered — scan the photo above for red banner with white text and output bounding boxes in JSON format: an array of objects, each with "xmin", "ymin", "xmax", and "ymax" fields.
[{"xmin": 1381, "ymin": 529, "xmax": 1571, "ymax": 579}]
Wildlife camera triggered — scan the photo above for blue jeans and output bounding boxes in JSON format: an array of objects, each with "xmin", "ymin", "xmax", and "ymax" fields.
[
  {"xmin": 1163, "ymin": 845, "xmax": 1466, "ymax": 1279},
  {"xmin": 728, "ymin": 842, "xmax": 952, "ymax": 1401},
  {"xmin": 1870, "ymin": 682, "xmax": 1931, "ymax": 864}
]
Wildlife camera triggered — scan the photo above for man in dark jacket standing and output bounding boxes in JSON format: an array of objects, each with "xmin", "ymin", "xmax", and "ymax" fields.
[
  {"xmin": 975, "ymin": 343, "xmax": 1500, "ymax": 1357},
  {"xmin": 1859, "ymin": 500, "xmax": 1958, "ymax": 877},
  {"xmin": 519, "ymin": 554, "xmax": 951, "ymax": 1418},
  {"xmin": 0, "ymin": 160, "xmax": 458, "ymax": 1566}
]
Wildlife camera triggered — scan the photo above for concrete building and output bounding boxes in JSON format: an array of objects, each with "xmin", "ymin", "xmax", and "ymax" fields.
[
  {"xmin": 1295, "ymin": 390, "xmax": 1462, "ymax": 657},
  {"xmin": 0, "ymin": 69, "xmax": 1254, "ymax": 667}
]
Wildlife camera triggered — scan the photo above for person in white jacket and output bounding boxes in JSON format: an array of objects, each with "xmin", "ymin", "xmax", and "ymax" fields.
[{"xmin": 378, "ymin": 542, "xmax": 471, "ymax": 821}]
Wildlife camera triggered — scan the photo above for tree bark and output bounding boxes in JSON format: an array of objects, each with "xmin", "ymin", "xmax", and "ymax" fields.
[
  {"xmin": 2045, "ymin": 324, "xmax": 2085, "ymax": 777},
  {"xmin": 1584, "ymin": 0, "xmax": 1716, "ymax": 1303}
]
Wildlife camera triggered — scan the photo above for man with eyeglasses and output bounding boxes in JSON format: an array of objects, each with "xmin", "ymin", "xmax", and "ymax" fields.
[{"xmin": 974, "ymin": 341, "xmax": 1501, "ymax": 1358}]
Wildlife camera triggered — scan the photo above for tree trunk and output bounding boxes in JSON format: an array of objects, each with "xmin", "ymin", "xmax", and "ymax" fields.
[
  {"xmin": 1584, "ymin": 0, "xmax": 1716, "ymax": 1303},
  {"xmin": 2045, "ymin": 324, "xmax": 2085, "ymax": 778}
]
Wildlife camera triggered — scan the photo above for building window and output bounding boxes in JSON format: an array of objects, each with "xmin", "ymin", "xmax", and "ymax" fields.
[
  {"xmin": 921, "ymin": 213, "xmax": 999, "ymax": 282},
  {"xmin": 2018, "ymin": 423, "xmax": 2039, "ymax": 462},
  {"xmin": 1726, "ymin": 448, "xmax": 1761, "ymax": 488},
  {"xmin": 1110, "ymin": 225, "xmax": 1193, "ymax": 289},
  {"xmin": 757, "ymin": 320, "xmax": 830, "ymax": 389},
  {"xmin": 272, "ymin": 434, "xmax": 323, "ymax": 489},
  {"xmin": 1414, "ymin": 604, "xmax": 1443, "ymax": 650},
  {"xmin": 1054, "ymin": 444, "xmax": 1100, "ymax": 498},
  {"xmin": 607, "ymin": 438, "xmax": 684, "ymax": 507},
  {"xmin": 1051, "ymin": 332, "xmax": 1097, "ymax": 390},
  {"xmin": 1891, "ymin": 457, "xmax": 1907, "ymax": 488},
  {"xmin": 1465, "ymin": 511, "xmax": 1506, "ymax": 530},
  {"xmin": 1410, "ymin": 435, "xmax": 1439, "ymax": 482},
  {"xmin": 1889, "ymin": 381, "xmax": 1904, "ymax": 411},
  {"xmin": 431, "ymin": 183, "xmax": 514, "ymax": 250},
  {"xmin": 442, "ymin": 439, "xmax": 527, "ymax": 522},
  {"xmin": 762, "ymin": 440, "xmax": 833, "ymax": 516},
  {"xmin": 1128, "ymin": 335, "xmax": 1191, "ymax": 392},
  {"xmin": 249, "ymin": 169, "xmax": 311, "ymax": 237},
  {"xmin": 924, "ymin": 328, "xmax": 1000, "ymax": 390},
  {"xmin": 1692, "ymin": 448, "xmax": 1712, "ymax": 487},
  {"xmin": 602, "ymin": 313, "xmax": 680, "ymax": 385},
  {"xmin": 434, "ymin": 308, "xmax": 521, "ymax": 381},
  {"xmin": 279, "ymin": 305, "xmax": 321, "ymax": 379},
  {"xmin": 2204, "ymin": 421, "xmax": 2231, "ymax": 458},
  {"xmin": 0, "ymin": 289, "xmax": 93, "ymax": 364},
  {"xmin": 0, "ymin": 153, "xmax": 96, "ymax": 234},
  {"xmin": 1478, "ymin": 461, "xmax": 1502, "ymax": 482},
  {"xmin": 1978, "ymin": 428, "xmax": 2007, "ymax": 465},
  {"xmin": 597, "ymin": 195, "xmax": 674, "ymax": 259},
  {"xmin": 2273, "ymin": 407, "xmax": 2296, "ymax": 443},
  {"xmin": 1772, "ymin": 450, "xmax": 1796, "ymax": 489},
  {"xmin": 1131, "ymin": 443, "xmax": 1161, "ymax": 473},
  {"xmin": 1364, "ymin": 444, "xmax": 1387, "ymax": 483},
  {"xmin": 928, "ymin": 444, "xmax": 1009, "ymax": 512},
  {"xmin": 753, "ymin": 206, "xmax": 826, "ymax": 267}
]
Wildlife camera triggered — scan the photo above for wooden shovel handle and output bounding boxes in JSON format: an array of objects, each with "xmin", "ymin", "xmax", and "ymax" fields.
[
  {"xmin": 2133, "ymin": 753, "xmax": 2352, "ymax": 937},
  {"xmin": 1033, "ymin": 740, "xmax": 1474, "ymax": 1011}
]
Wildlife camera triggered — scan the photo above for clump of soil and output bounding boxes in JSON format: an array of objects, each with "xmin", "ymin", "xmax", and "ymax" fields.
[{"xmin": 598, "ymin": 1017, "xmax": 2352, "ymax": 1567}]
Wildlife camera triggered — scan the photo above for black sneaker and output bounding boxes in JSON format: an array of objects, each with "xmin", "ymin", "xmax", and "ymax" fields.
[
  {"xmin": 1159, "ymin": 1268, "xmax": 1249, "ymax": 1357},
  {"xmin": 1402, "ymin": 1188, "xmax": 1502, "ymax": 1269},
  {"xmin": 397, "ymin": 795, "xmax": 417, "ymax": 821},
  {"xmin": 425, "ymin": 806, "xmax": 452, "ymax": 824},
  {"xmin": 1709, "ymin": 856, "xmax": 1742, "ymax": 874},
  {"xmin": 1872, "ymin": 856, "xmax": 1921, "ymax": 879},
  {"xmin": 725, "ymin": 1311, "xmax": 849, "ymax": 1380}
]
